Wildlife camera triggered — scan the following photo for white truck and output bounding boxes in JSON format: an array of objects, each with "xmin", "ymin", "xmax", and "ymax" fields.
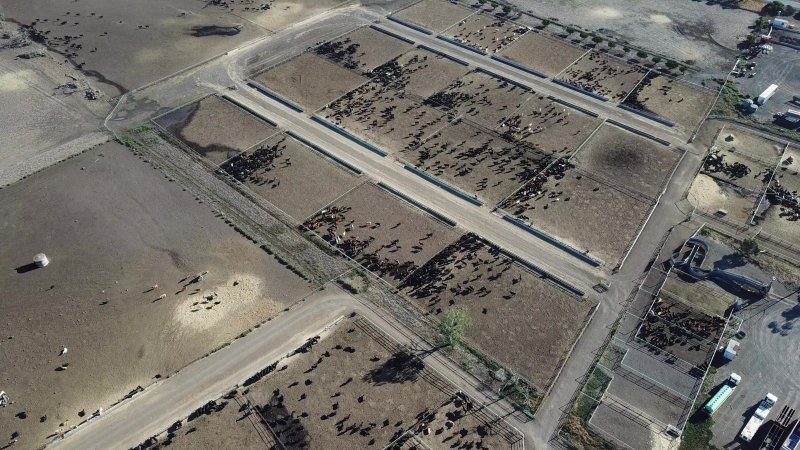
[
  {"xmin": 757, "ymin": 84, "xmax": 779, "ymax": 105},
  {"xmin": 740, "ymin": 393, "xmax": 778, "ymax": 442}
]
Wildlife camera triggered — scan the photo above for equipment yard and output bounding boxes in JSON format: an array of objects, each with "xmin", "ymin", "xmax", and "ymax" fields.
[
  {"xmin": 400, "ymin": 234, "xmax": 597, "ymax": 391},
  {"xmin": 154, "ymin": 95, "xmax": 279, "ymax": 165},
  {"xmin": 303, "ymin": 182, "xmax": 460, "ymax": 286},
  {"xmin": 557, "ymin": 51, "xmax": 647, "ymax": 101}
]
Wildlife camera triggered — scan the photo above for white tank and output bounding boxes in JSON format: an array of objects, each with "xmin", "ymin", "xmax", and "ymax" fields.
[{"xmin": 33, "ymin": 253, "xmax": 49, "ymax": 268}]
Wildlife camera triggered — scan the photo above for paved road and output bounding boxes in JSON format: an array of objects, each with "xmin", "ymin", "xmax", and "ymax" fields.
[{"xmin": 72, "ymin": 3, "xmax": 721, "ymax": 450}]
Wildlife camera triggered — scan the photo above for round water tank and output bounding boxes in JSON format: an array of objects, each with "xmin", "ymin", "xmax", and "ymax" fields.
[{"xmin": 33, "ymin": 253, "xmax": 49, "ymax": 268}]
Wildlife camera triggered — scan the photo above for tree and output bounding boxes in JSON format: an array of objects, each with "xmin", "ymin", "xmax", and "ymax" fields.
[
  {"xmin": 784, "ymin": 5, "xmax": 797, "ymax": 16},
  {"xmin": 652, "ymin": 56, "xmax": 662, "ymax": 64},
  {"xmin": 607, "ymin": 41, "xmax": 616, "ymax": 48},
  {"xmin": 541, "ymin": 18, "xmax": 551, "ymax": 28},
  {"xmin": 763, "ymin": 0, "xmax": 784, "ymax": 15},
  {"xmin": 636, "ymin": 50, "xmax": 648, "ymax": 59},
  {"xmin": 566, "ymin": 26, "xmax": 576, "ymax": 34},
  {"xmin": 437, "ymin": 306, "xmax": 472, "ymax": 347},
  {"xmin": 579, "ymin": 32, "xmax": 589, "ymax": 39},
  {"xmin": 666, "ymin": 60, "xmax": 679, "ymax": 69},
  {"xmin": 740, "ymin": 238, "xmax": 760, "ymax": 257}
]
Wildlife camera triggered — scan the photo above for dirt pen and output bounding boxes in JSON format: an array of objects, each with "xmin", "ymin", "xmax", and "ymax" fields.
[
  {"xmin": 220, "ymin": 133, "xmax": 363, "ymax": 221},
  {"xmin": 622, "ymin": 73, "xmax": 717, "ymax": 129},
  {"xmin": 156, "ymin": 316, "xmax": 521, "ymax": 449},
  {"xmin": 313, "ymin": 26, "xmax": 413, "ymax": 72},
  {"xmin": 252, "ymin": 53, "xmax": 368, "ymax": 111},
  {"xmin": 372, "ymin": 47, "xmax": 471, "ymax": 98},
  {"xmin": 400, "ymin": 119, "xmax": 551, "ymax": 205},
  {"xmin": 322, "ymin": 80, "xmax": 451, "ymax": 154},
  {"xmin": 154, "ymin": 95, "xmax": 279, "ymax": 165},
  {"xmin": 0, "ymin": 141, "xmax": 313, "ymax": 449},
  {"xmin": 571, "ymin": 124, "xmax": 683, "ymax": 199},
  {"xmin": 557, "ymin": 51, "xmax": 647, "ymax": 101},
  {"xmin": 390, "ymin": 0, "xmax": 475, "ymax": 33},
  {"xmin": 499, "ymin": 31, "xmax": 587, "ymax": 78},
  {"xmin": 303, "ymin": 182, "xmax": 460, "ymax": 286},
  {"xmin": 400, "ymin": 234, "xmax": 597, "ymax": 391},
  {"xmin": 443, "ymin": 13, "xmax": 526, "ymax": 54},
  {"xmin": 756, "ymin": 146, "xmax": 800, "ymax": 244},
  {"xmin": 501, "ymin": 162, "xmax": 653, "ymax": 266}
]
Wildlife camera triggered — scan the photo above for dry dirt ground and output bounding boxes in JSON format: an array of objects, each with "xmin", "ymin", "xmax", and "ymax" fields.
[
  {"xmin": 159, "ymin": 316, "xmax": 518, "ymax": 450},
  {"xmin": 253, "ymin": 52, "xmax": 369, "ymax": 112},
  {"xmin": 400, "ymin": 119, "xmax": 550, "ymax": 206},
  {"xmin": 501, "ymin": 164, "xmax": 653, "ymax": 266},
  {"xmin": 571, "ymin": 124, "xmax": 683, "ymax": 199},
  {"xmin": 323, "ymin": 80, "xmax": 452, "ymax": 154},
  {"xmin": 498, "ymin": 31, "xmax": 586, "ymax": 78},
  {"xmin": 0, "ymin": 141, "xmax": 313, "ymax": 449},
  {"xmin": 557, "ymin": 51, "xmax": 647, "ymax": 101},
  {"xmin": 390, "ymin": 0, "xmax": 474, "ymax": 33},
  {"xmin": 428, "ymin": 70, "xmax": 530, "ymax": 130},
  {"xmin": 205, "ymin": 0, "xmax": 350, "ymax": 32},
  {"xmin": 687, "ymin": 174, "xmax": 760, "ymax": 224},
  {"xmin": 1, "ymin": 0, "xmax": 269, "ymax": 96},
  {"xmin": 220, "ymin": 132, "xmax": 363, "ymax": 222},
  {"xmin": 372, "ymin": 47, "xmax": 471, "ymax": 99},
  {"xmin": 497, "ymin": 92, "xmax": 602, "ymax": 156},
  {"xmin": 400, "ymin": 234, "xmax": 597, "ymax": 391},
  {"xmin": 622, "ymin": 73, "xmax": 716, "ymax": 130},
  {"xmin": 715, "ymin": 126, "xmax": 786, "ymax": 166},
  {"xmin": 154, "ymin": 95, "xmax": 279, "ymax": 166},
  {"xmin": 442, "ymin": 12, "xmax": 526, "ymax": 54},
  {"xmin": 0, "ymin": 22, "xmax": 109, "ymax": 187},
  {"xmin": 759, "ymin": 146, "xmax": 800, "ymax": 243},
  {"xmin": 304, "ymin": 182, "xmax": 460, "ymax": 286},
  {"xmin": 702, "ymin": 148, "xmax": 773, "ymax": 194},
  {"xmin": 313, "ymin": 26, "xmax": 413, "ymax": 72},
  {"xmin": 660, "ymin": 269, "xmax": 736, "ymax": 318}
]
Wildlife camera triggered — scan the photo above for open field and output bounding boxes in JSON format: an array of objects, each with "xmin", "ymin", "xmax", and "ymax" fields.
[
  {"xmin": 687, "ymin": 174, "xmax": 760, "ymax": 224},
  {"xmin": 715, "ymin": 127, "xmax": 786, "ymax": 165},
  {"xmin": 253, "ymin": 52, "xmax": 368, "ymax": 111},
  {"xmin": 557, "ymin": 51, "xmax": 646, "ymax": 101},
  {"xmin": 372, "ymin": 48, "xmax": 471, "ymax": 98},
  {"xmin": 303, "ymin": 182, "xmax": 460, "ymax": 286},
  {"xmin": 391, "ymin": 0, "xmax": 474, "ymax": 33},
  {"xmin": 314, "ymin": 26, "xmax": 413, "ymax": 72},
  {"xmin": 1, "ymin": 0, "xmax": 263, "ymax": 96},
  {"xmin": 0, "ymin": 23, "xmax": 109, "ymax": 186},
  {"xmin": 0, "ymin": 141, "xmax": 313, "ymax": 449},
  {"xmin": 220, "ymin": 133, "xmax": 362, "ymax": 221},
  {"xmin": 572, "ymin": 124, "xmax": 683, "ymax": 199},
  {"xmin": 427, "ymin": 70, "xmax": 529, "ymax": 130},
  {"xmin": 401, "ymin": 234, "xmax": 596, "ymax": 390},
  {"xmin": 154, "ymin": 95, "xmax": 278, "ymax": 165},
  {"xmin": 161, "ymin": 316, "xmax": 518, "ymax": 449},
  {"xmin": 622, "ymin": 73, "xmax": 716, "ymax": 129},
  {"xmin": 443, "ymin": 13, "xmax": 526, "ymax": 54},
  {"xmin": 401, "ymin": 119, "xmax": 550, "ymax": 205},
  {"xmin": 323, "ymin": 81, "xmax": 451, "ymax": 154},
  {"xmin": 206, "ymin": 0, "xmax": 349, "ymax": 32},
  {"xmin": 501, "ymin": 163, "xmax": 653, "ymax": 265},
  {"xmin": 499, "ymin": 31, "xmax": 586, "ymax": 78},
  {"xmin": 497, "ymin": 93, "xmax": 602, "ymax": 156}
]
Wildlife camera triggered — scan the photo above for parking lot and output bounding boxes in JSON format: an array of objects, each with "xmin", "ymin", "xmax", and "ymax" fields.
[{"xmin": 740, "ymin": 31, "xmax": 800, "ymax": 124}]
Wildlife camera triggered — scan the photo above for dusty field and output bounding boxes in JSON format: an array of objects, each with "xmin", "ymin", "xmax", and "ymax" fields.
[
  {"xmin": 623, "ymin": 73, "xmax": 716, "ymax": 129},
  {"xmin": 687, "ymin": 174, "xmax": 760, "ymax": 224},
  {"xmin": 660, "ymin": 269, "xmax": 736, "ymax": 318},
  {"xmin": 253, "ymin": 52, "xmax": 368, "ymax": 111},
  {"xmin": 220, "ymin": 133, "xmax": 363, "ymax": 221},
  {"xmin": 715, "ymin": 127, "xmax": 786, "ymax": 165},
  {"xmin": 154, "ymin": 95, "xmax": 278, "ymax": 165},
  {"xmin": 401, "ymin": 234, "xmax": 596, "ymax": 390},
  {"xmin": 702, "ymin": 147, "xmax": 773, "ymax": 194},
  {"xmin": 0, "ymin": 141, "xmax": 313, "ymax": 449},
  {"xmin": 207, "ymin": 0, "xmax": 348, "ymax": 32},
  {"xmin": 391, "ymin": 0, "xmax": 474, "ymax": 33},
  {"xmin": 557, "ymin": 51, "xmax": 647, "ymax": 101},
  {"xmin": 314, "ymin": 26, "xmax": 412, "ymax": 72},
  {"xmin": 2, "ymin": 0, "xmax": 263, "ymax": 96},
  {"xmin": 571, "ymin": 124, "xmax": 683, "ymax": 199},
  {"xmin": 443, "ymin": 13, "xmax": 526, "ymax": 54},
  {"xmin": 372, "ymin": 48, "xmax": 471, "ymax": 98},
  {"xmin": 304, "ymin": 182, "xmax": 460, "ymax": 285},
  {"xmin": 323, "ymin": 81, "xmax": 451, "ymax": 154},
  {"xmin": 163, "ymin": 317, "xmax": 517, "ymax": 449},
  {"xmin": 401, "ymin": 119, "xmax": 550, "ymax": 205},
  {"xmin": 501, "ymin": 163, "xmax": 653, "ymax": 265},
  {"xmin": 499, "ymin": 31, "xmax": 586, "ymax": 78},
  {"xmin": 0, "ymin": 23, "xmax": 109, "ymax": 187},
  {"xmin": 497, "ymin": 93, "xmax": 602, "ymax": 156},
  {"xmin": 427, "ymin": 70, "xmax": 529, "ymax": 130}
]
